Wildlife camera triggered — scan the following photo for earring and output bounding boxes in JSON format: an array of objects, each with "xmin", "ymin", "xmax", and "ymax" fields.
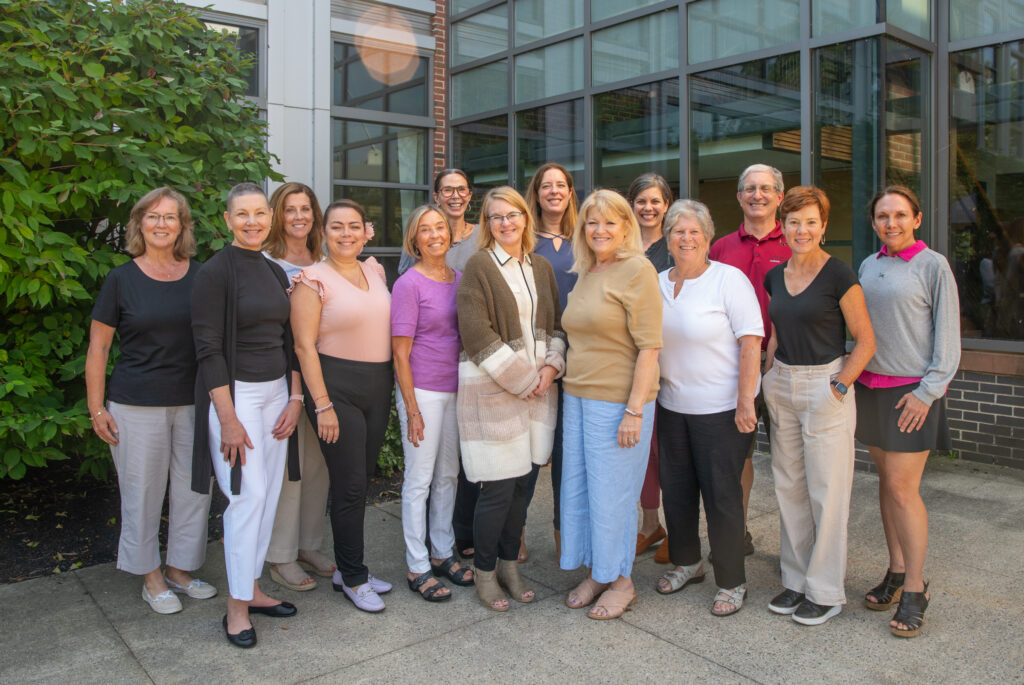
[{"xmin": 820, "ymin": 236, "xmax": 826, "ymax": 246}]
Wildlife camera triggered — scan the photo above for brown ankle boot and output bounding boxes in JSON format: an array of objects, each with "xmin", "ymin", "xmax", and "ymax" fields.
[
  {"xmin": 472, "ymin": 567, "xmax": 509, "ymax": 612},
  {"xmin": 497, "ymin": 559, "xmax": 535, "ymax": 603}
]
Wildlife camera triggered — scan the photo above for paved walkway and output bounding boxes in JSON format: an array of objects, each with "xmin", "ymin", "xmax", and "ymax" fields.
[{"xmin": 2, "ymin": 455, "xmax": 1023, "ymax": 684}]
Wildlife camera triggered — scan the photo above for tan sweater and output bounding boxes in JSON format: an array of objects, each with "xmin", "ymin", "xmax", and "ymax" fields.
[{"xmin": 562, "ymin": 255, "xmax": 662, "ymax": 404}]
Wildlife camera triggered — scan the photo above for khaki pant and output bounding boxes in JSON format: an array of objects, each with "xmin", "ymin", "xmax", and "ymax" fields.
[
  {"xmin": 266, "ymin": 413, "xmax": 329, "ymax": 563},
  {"xmin": 762, "ymin": 357, "xmax": 855, "ymax": 606}
]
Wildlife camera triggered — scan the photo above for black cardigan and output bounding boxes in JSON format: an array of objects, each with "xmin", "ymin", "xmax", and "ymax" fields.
[{"xmin": 190, "ymin": 245, "xmax": 299, "ymax": 495}]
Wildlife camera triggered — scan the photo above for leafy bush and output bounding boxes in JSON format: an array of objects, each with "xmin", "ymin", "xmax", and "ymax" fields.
[
  {"xmin": 377, "ymin": 390, "xmax": 405, "ymax": 478},
  {"xmin": 0, "ymin": 0, "xmax": 279, "ymax": 479}
]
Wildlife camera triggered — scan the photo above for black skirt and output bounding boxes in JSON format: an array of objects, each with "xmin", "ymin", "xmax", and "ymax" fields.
[{"xmin": 854, "ymin": 381, "xmax": 951, "ymax": 452}]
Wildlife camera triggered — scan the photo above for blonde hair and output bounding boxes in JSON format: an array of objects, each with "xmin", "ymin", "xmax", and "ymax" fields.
[
  {"xmin": 571, "ymin": 189, "xmax": 643, "ymax": 274},
  {"xmin": 264, "ymin": 182, "xmax": 324, "ymax": 261},
  {"xmin": 403, "ymin": 204, "xmax": 452, "ymax": 259},
  {"xmin": 524, "ymin": 162, "xmax": 578, "ymax": 240},
  {"xmin": 476, "ymin": 186, "xmax": 537, "ymax": 254},
  {"xmin": 124, "ymin": 187, "xmax": 196, "ymax": 260}
]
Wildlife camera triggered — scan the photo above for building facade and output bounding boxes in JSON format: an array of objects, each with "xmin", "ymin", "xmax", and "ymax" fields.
[{"xmin": 183, "ymin": 0, "xmax": 1024, "ymax": 468}]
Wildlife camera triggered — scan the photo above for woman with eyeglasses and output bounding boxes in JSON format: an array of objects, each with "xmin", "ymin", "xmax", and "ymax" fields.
[
  {"xmin": 456, "ymin": 186, "xmax": 565, "ymax": 611},
  {"xmin": 399, "ymin": 168, "xmax": 479, "ymax": 274}
]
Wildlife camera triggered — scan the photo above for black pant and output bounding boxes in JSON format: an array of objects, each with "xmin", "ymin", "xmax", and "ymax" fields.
[
  {"xmin": 452, "ymin": 467, "xmax": 479, "ymax": 548},
  {"xmin": 520, "ymin": 382, "xmax": 564, "ymax": 529},
  {"xmin": 472, "ymin": 468, "xmax": 534, "ymax": 572},
  {"xmin": 306, "ymin": 355, "xmax": 392, "ymax": 587},
  {"xmin": 657, "ymin": 404, "xmax": 752, "ymax": 589}
]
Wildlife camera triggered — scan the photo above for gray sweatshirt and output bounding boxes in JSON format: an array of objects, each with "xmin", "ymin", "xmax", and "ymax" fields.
[{"xmin": 858, "ymin": 245, "xmax": 961, "ymax": 406}]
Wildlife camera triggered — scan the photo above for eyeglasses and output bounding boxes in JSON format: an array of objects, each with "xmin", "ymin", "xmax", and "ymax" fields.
[
  {"xmin": 143, "ymin": 213, "xmax": 180, "ymax": 225},
  {"xmin": 439, "ymin": 186, "xmax": 471, "ymax": 198},
  {"xmin": 487, "ymin": 211, "xmax": 524, "ymax": 225},
  {"xmin": 741, "ymin": 184, "xmax": 778, "ymax": 196}
]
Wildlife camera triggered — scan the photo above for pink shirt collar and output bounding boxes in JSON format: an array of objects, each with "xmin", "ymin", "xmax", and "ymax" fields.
[{"xmin": 878, "ymin": 239, "xmax": 927, "ymax": 261}]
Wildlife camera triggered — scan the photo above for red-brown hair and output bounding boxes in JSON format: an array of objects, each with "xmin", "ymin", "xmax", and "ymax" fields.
[{"xmin": 779, "ymin": 185, "xmax": 830, "ymax": 224}]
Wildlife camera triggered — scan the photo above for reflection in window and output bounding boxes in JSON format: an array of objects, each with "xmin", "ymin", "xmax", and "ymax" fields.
[
  {"xmin": 593, "ymin": 10, "xmax": 678, "ymax": 86},
  {"xmin": 951, "ymin": 0, "xmax": 1024, "ymax": 42},
  {"xmin": 688, "ymin": 0, "xmax": 799, "ymax": 64},
  {"xmin": 887, "ymin": 0, "xmax": 929, "ymax": 39},
  {"xmin": 885, "ymin": 41, "xmax": 928, "ymax": 210},
  {"xmin": 452, "ymin": 60, "xmax": 509, "ymax": 119},
  {"xmin": 594, "ymin": 80, "xmax": 679, "ymax": 194},
  {"xmin": 452, "ymin": 0, "xmax": 491, "ymax": 14},
  {"xmin": 811, "ymin": 0, "xmax": 876, "ymax": 38},
  {"xmin": 515, "ymin": 0, "xmax": 583, "ymax": 45},
  {"xmin": 452, "ymin": 4, "xmax": 508, "ymax": 67},
  {"xmin": 206, "ymin": 22, "xmax": 260, "ymax": 97},
  {"xmin": 591, "ymin": 0, "xmax": 661, "ymax": 23},
  {"xmin": 333, "ymin": 43, "xmax": 427, "ymax": 116},
  {"xmin": 950, "ymin": 41, "xmax": 1024, "ymax": 341},
  {"xmin": 516, "ymin": 39, "xmax": 583, "ymax": 103},
  {"xmin": 332, "ymin": 186, "xmax": 427, "ymax": 251},
  {"xmin": 452, "ymin": 115, "xmax": 510, "ymax": 218},
  {"xmin": 690, "ymin": 54, "xmax": 801, "ymax": 232},
  {"xmin": 516, "ymin": 100, "xmax": 584, "ymax": 190},
  {"xmin": 332, "ymin": 121, "xmax": 426, "ymax": 186}
]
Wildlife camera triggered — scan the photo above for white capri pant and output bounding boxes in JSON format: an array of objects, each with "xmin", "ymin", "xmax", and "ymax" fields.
[
  {"xmin": 209, "ymin": 377, "xmax": 289, "ymax": 601},
  {"xmin": 107, "ymin": 402, "xmax": 211, "ymax": 575},
  {"xmin": 267, "ymin": 413, "xmax": 329, "ymax": 562},
  {"xmin": 397, "ymin": 387, "xmax": 460, "ymax": 574}
]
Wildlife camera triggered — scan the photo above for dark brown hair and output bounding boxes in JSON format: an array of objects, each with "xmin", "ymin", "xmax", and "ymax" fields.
[
  {"xmin": 867, "ymin": 185, "xmax": 922, "ymax": 219},
  {"xmin": 264, "ymin": 182, "xmax": 324, "ymax": 261},
  {"xmin": 524, "ymin": 162, "xmax": 579, "ymax": 239}
]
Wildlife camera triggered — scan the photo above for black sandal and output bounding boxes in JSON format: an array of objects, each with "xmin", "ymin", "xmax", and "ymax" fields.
[
  {"xmin": 431, "ymin": 556, "xmax": 474, "ymax": 586},
  {"xmin": 407, "ymin": 572, "xmax": 451, "ymax": 602},
  {"xmin": 864, "ymin": 569, "xmax": 905, "ymax": 611},
  {"xmin": 891, "ymin": 582, "xmax": 929, "ymax": 638}
]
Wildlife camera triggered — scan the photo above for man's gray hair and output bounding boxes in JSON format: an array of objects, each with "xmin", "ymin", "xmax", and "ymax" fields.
[{"xmin": 737, "ymin": 164, "xmax": 784, "ymax": 194}]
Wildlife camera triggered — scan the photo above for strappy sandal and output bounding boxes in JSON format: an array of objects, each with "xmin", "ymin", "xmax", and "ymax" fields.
[
  {"xmin": 656, "ymin": 562, "xmax": 705, "ymax": 595},
  {"xmin": 711, "ymin": 585, "xmax": 746, "ymax": 617},
  {"xmin": 565, "ymin": 577, "xmax": 610, "ymax": 609},
  {"xmin": 472, "ymin": 567, "xmax": 509, "ymax": 612},
  {"xmin": 407, "ymin": 572, "xmax": 451, "ymax": 602},
  {"xmin": 891, "ymin": 582, "xmax": 929, "ymax": 638},
  {"xmin": 497, "ymin": 559, "xmax": 534, "ymax": 603},
  {"xmin": 587, "ymin": 587, "xmax": 637, "ymax": 620},
  {"xmin": 431, "ymin": 556, "xmax": 474, "ymax": 586},
  {"xmin": 865, "ymin": 569, "xmax": 905, "ymax": 611}
]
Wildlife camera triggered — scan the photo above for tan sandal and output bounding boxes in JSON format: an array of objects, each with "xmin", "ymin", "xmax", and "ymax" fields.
[
  {"xmin": 270, "ymin": 562, "xmax": 317, "ymax": 592},
  {"xmin": 587, "ymin": 587, "xmax": 637, "ymax": 620},
  {"xmin": 565, "ymin": 577, "xmax": 610, "ymax": 609},
  {"xmin": 297, "ymin": 549, "xmax": 337, "ymax": 578},
  {"xmin": 472, "ymin": 567, "xmax": 509, "ymax": 612},
  {"xmin": 497, "ymin": 559, "xmax": 534, "ymax": 603}
]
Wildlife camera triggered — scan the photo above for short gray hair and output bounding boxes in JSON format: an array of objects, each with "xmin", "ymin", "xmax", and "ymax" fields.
[
  {"xmin": 664, "ymin": 199, "xmax": 715, "ymax": 244},
  {"xmin": 737, "ymin": 164, "xmax": 784, "ymax": 194}
]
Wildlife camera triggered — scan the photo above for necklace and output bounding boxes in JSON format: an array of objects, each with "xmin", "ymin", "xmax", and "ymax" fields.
[
  {"xmin": 136, "ymin": 255, "xmax": 187, "ymax": 281},
  {"xmin": 420, "ymin": 263, "xmax": 453, "ymax": 282}
]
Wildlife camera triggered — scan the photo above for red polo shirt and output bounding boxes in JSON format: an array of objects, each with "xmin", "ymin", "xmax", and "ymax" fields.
[{"xmin": 709, "ymin": 221, "xmax": 791, "ymax": 349}]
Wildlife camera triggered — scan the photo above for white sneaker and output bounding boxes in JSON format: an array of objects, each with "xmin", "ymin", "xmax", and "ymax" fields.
[
  {"xmin": 164, "ymin": 576, "xmax": 218, "ymax": 600},
  {"xmin": 142, "ymin": 586, "xmax": 183, "ymax": 614}
]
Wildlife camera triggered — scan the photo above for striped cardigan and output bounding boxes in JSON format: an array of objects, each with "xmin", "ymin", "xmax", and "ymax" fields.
[{"xmin": 456, "ymin": 249, "xmax": 566, "ymax": 483}]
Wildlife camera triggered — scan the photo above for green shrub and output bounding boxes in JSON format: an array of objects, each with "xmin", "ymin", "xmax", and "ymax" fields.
[
  {"xmin": 0, "ymin": 0, "xmax": 279, "ymax": 479},
  {"xmin": 377, "ymin": 390, "xmax": 405, "ymax": 478}
]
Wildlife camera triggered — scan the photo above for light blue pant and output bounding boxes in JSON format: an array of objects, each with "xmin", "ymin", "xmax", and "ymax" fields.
[{"xmin": 559, "ymin": 394, "xmax": 655, "ymax": 583}]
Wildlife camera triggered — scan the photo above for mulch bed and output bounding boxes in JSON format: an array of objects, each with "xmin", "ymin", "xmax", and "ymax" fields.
[{"xmin": 0, "ymin": 457, "xmax": 402, "ymax": 584}]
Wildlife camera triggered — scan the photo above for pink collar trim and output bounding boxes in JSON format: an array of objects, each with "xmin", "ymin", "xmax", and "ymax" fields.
[{"xmin": 878, "ymin": 239, "xmax": 926, "ymax": 261}]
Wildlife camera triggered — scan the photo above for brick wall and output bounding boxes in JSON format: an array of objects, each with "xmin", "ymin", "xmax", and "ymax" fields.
[{"xmin": 432, "ymin": 0, "xmax": 447, "ymax": 175}]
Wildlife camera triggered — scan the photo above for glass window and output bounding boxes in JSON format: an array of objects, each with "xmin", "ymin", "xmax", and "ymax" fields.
[
  {"xmin": 950, "ymin": 41, "xmax": 1024, "ymax": 342},
  {"xmin": 690, "ymin": 54, "xmax": 801, "ymax": 232},
  {"xmin": 452, "ymin": 4, "xmax": 508, "ymax": 67},
  {"xmin": 452, "ymin": 0, "xmax": 491, "ymax": 14},
  {"xmin": 591, "ymin": 0, "xmax": 662, "ymax": 23},
  {"xmin": 516, "ymin": 39, "xmax": 583, "ymax": 103},
  {"xmin": 885, "ymin": 41, "xmax": 929, "ymax": 208},
  {"xmin": 594, "ymin": 79, "xmax": 680, "ymax": 193},
  {"xmin": 206, "ymin": 22, "xmax": 260, "ymax": 97},
  {"xmin": 332, "ymin": 121, "xmax": 427, "ymax": 186},
  {"xmin": 452, "ymin": 60, "xmax": 508, "ymax": 119},
  {"xmin": 516, "ymin": 100, "xmax": 585, "ymax": 190},
  {"xmin": 515, "ymin": 0, "xmax": 583, "ymax": 45},
  {"xmin": 812, "ymin": 0, "xmax": 876, "ymax": 38},
  {"xmin": 688, "ymin": 0, "xmax": 799, "ymax": 65},
  {"xmin": 593, "ymin": 10, "xmax": 678, "ymax": 87},
  {"xmin": 950, "ymin": 0, "xmax": 1024, "ymax": 42},
  {"xmin": 888, "ymin": 0, "xmax": 930, "ymax": 39},
  {"xmin": 452, "ymin": 115, "xmax": 510, "ymax": 217},
  {"xmin": 333, "ymin": 43, "xmax": 428, "ymax": 116}
]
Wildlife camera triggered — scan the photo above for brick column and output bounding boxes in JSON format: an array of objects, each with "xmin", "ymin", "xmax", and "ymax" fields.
[{"xmin": 432, "ymin": 1, "xmax": 448, "ymax": 177}]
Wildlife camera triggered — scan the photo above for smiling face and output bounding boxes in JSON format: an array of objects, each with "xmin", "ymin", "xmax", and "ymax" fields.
[
  {"xmin": 225, "ymin": 193, "xmax": 272, "ymax": 251},
  {"xmin": 737, "ymin": 170, "xmax": 783, "ymax": 224},
  {"xmin": 782, "ymin": 203, "xmax": 827, "ymax": 256},
  {"xmin": 140, "ymin": 196, "xmax": 182, "ymax": 253},
  {"xmin": 585, "ymin": 207, "xmax": 627, "ymax": 264},
  {"xmin": 323, "ymin": 206, "xmax": 366, "ymax": 262},
  {"xmin": 281, "ymin": 191, "xmax": 315, "ymax": 241},
  {"xmin": 537, "ymin": 168, "xmax": 570, "ymax": 219},
  {"xmin": 667, "ymin": 217, "xmax": 710, "ymax": 266},
  {"xmin": 632, "ymin": 186, "xmax": 668, "ymax": 232},
  {"xmin": 414, "ymin": 209, "xmax": 451, "ymax": 259},
  {"xmin": 434, "ymin": 172, "xmax": 471, "ymax": 223},
  {"xmin": 486, "ymin": 199, "xmax": 526, "ymax": 256},
  {"xmin": 872, "ymin": 193, "xmax": 922, "ymax": 254}
]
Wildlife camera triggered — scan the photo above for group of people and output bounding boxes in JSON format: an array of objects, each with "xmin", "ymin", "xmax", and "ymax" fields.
[{"xmin": 86, "ymin": 161, "xmax": 959, "ymax": 648}]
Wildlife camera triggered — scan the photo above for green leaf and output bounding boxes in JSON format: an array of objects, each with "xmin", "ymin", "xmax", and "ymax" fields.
[{"xmin": 83, "ymin": 61, "xmax": 105, "ymax": 79}]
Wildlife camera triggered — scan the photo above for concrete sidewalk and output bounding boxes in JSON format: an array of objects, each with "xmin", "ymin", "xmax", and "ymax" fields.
[{"xmin": 2, "ymin": 454, "xmax": 1023, "ymax": 684}]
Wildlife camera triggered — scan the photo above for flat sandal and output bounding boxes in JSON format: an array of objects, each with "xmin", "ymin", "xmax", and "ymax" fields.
[
  {"xmin": 565, "ymin": 577, "xmax": 609, "ymax": 609},
  {"xmin": 587, "ymin": 587, "xmax": 637, "ymax": 620}
]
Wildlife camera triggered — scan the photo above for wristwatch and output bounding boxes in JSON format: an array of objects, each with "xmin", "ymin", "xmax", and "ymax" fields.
[{"xmin": 830, "ymin": 380, "xmax": 848, "ymax": 398}]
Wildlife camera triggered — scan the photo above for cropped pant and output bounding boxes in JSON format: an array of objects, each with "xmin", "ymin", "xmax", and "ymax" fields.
[{"xmin": 266, "ymin": 413, "xmax": 329, "ymax": 563}]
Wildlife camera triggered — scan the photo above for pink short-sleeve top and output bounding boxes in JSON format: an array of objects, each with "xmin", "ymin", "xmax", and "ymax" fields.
[{"xmin": 294, "ymin": 258, "xmax": 392, "ymax": 363}]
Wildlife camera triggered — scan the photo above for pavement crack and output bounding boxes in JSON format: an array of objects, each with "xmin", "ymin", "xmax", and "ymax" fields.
[{"xmin": 73, "ymin": 571, "xmax": 157, "ymax": 684}]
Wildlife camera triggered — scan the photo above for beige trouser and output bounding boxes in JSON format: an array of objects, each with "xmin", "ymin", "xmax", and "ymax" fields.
[
  {"xmin": 762, "ymin": 357, "xmax": 855, "ymax": 606},
  {"xmin": 107, "ymin": 402, "xmax": 211, "ymax": 575},
  {"xmin": 266, "ymin": 413, "xmax": 329, "ymax": 563}
]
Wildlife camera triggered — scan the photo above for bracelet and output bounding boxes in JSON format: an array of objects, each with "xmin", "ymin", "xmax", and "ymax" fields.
[
  {"xmin": 407, "ymin": 411, "xmax": 422, "ymax": 419},
  {"xmin": 623, "ymin": 407, "xmax": 642, "ymax": 418},
  {"xmin": 89, "ymin": 409, "xmax": 104, "ymax": 421},
  {"xmin": 289, "ymin": 394, "xmax": 304, "ymax": 403},
  {"xmin": 314, "ymin": 402, "xmax": 334, "ymax": 415}
]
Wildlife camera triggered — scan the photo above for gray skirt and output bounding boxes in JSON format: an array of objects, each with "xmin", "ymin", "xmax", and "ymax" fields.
[{"xmin": 854, "ymin": 382, "xmax": 951, "ymax": 452}]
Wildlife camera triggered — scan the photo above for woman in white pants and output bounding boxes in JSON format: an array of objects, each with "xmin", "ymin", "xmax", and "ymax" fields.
[
  {"xmin": 392, "ymin": 204, "xmax": 473, "ymax": 601},
  {"xmin": 191, "ymin": 183, "xmax": 305, "ymax": 648}
]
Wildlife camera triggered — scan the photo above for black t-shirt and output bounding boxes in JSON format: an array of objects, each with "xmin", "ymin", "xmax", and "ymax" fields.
[
  {"xmin": 91, "ymin": 260, "xmax": 201, "ymax": 406},
  {"xmin": 764, "ymin": 257, "xmax": 858, "ymax": 366},
  {"xmin": 645, "ymin": 236, "xmax": 674, "ymax": 272}
]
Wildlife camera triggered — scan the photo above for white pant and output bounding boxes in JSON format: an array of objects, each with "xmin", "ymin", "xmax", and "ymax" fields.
[
  {"xmin": 266, "ymin": 413, "xmax": 329, "ymax": 562},
  {"xmin": 108, "ymin": 403, "xmax": 211, "ymax": 575},
  {"xmin": 397, "ymin": 387, "xmax": 460, "ymax": 574},
  {"xmin": 210, "ymin": 378, "xmax": 289, "ymax": 601}
]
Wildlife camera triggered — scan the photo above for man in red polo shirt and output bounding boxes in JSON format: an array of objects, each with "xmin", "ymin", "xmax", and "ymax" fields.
[{"xmin": 709, "ymin": 163, "xmax": 791, "ymax": 556}]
